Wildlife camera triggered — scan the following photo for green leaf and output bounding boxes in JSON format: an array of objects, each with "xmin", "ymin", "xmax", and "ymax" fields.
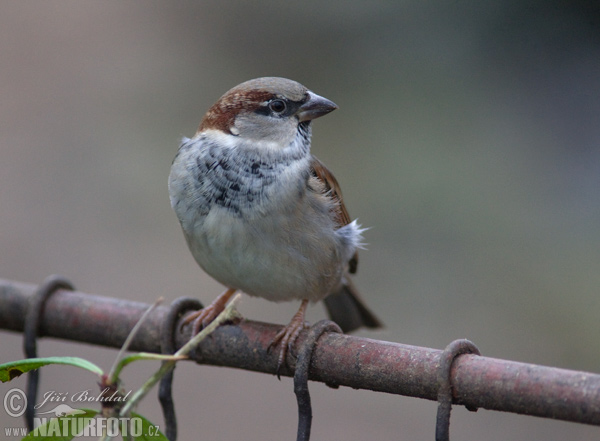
[
  {"xmin": 0, "ymin": 357, "xmax": 103, "ymax": 382},
  {"xmin": 21, "ymin": 408, "xmax": 98, "ymax": 440},
  {"xmin": 125, "ymin": 413, "xmax": 168, "ymax": 441}
]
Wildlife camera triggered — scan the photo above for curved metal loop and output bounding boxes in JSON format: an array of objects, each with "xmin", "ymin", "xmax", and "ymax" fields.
[
  {"xmin": 435, "ymin": 338, "xmax": 481, "ymax": 441},
  {"xmin": 23, "ymin": 275, "xmax": 75, "ymax": 431},
  {"xmin": 294, "ymin": 319, "xmax": 342, "ymax": 441},
  {"xmin": 158, "ymin": 297, "xmax": 203, "ymax": 441}
]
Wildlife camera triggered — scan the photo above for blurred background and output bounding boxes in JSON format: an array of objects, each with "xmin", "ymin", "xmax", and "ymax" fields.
[{"xmin": 1, "ymin": 1, "xmax": 599, "ymax": 439}]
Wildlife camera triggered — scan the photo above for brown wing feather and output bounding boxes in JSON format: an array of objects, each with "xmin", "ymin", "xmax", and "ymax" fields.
[{"xmin": 309, "ymin": 156, "xmax": 359, "ymax": 274}]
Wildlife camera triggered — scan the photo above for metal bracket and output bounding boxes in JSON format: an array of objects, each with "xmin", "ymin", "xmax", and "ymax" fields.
[
  {"xmin": 23, "ymin": 275, "xmax": 75, "ymax": 431},
  {"xmin": 158, "ymin": 297, "xmax": 203, "ymax": 441},
  {"xmin": 435, "ymin": 339, "xmax": 481, "ymax": 441},
  {"xmin": 293, "ymin": 320, "xmax": 342, "ymax": 441}
]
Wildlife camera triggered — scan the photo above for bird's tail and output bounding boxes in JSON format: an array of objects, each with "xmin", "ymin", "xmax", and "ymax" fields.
[{"xmin": 323, "ymin": 277, "xmax": 383, "ymax": 333}]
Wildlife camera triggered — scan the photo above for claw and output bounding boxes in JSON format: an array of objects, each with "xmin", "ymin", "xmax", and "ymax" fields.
[
  {"xmin": 180, "ymin": 288, "xmax": 236, "ymax": 334},
  {"xmin": 269, "ymin": 300, "xmax": 309, "ymax": 379}
]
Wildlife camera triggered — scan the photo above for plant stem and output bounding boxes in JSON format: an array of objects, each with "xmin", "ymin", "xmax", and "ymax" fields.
[
  {"xmin": 108, "ymin": 297, "xmax": 164, "ymax": 383},
  {"xmin": 119, "ymin": 293, "xmax": 241, "ymax": 417}
]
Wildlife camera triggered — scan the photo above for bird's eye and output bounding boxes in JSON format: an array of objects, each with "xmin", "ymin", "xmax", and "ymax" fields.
[{"xmin": 268, "ymin": 99, "xmax": 287, "ymax": 114}]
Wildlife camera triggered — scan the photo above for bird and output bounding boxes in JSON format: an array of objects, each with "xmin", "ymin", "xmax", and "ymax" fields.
[{"xmin": 168, "ymin": 77, "xmax": 382, "ymax": 373}]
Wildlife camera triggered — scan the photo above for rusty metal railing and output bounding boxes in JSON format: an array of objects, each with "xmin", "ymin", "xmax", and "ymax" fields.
[{"xmin": 1, "ymin": 277, "xmax": 599, "ymax": 440}]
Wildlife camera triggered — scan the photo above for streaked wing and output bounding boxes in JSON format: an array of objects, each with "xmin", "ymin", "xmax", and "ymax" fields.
[{"xmin": 309, "ymin": 155, "xmax": 358, "ymax": 273}]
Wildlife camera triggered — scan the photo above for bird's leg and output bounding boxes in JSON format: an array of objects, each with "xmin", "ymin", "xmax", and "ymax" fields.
[
  {"xmin": 269, "ymin": 299, "xmax": 309, "ymax": 378},
  {"xmin": 180, "ymin": 287, "xmax": 237, "ymax": 334}
]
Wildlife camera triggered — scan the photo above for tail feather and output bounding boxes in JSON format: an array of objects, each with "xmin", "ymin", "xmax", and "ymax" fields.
[{"xmin": 323, "ymin": 278, "xmax": 382, "ymax": 333}]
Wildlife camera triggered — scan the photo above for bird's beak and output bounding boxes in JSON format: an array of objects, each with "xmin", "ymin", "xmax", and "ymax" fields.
[{"xmin": 297, "ymin": 91, "xmax": 338, "ymax": 122}]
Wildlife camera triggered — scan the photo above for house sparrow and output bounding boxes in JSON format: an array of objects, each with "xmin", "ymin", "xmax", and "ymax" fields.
[{"xmin": 168, "ymin": 77, "xmax": 382, "ymax": 372}]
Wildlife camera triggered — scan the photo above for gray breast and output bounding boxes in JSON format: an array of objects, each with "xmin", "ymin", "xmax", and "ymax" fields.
[{"xmin": 191, "ymin": 139, "xmax": 309, "ymax": 218}]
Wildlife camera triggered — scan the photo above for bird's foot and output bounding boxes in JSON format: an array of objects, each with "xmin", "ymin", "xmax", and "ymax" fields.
[
  {"xmin": 180, "ymin": 288, "xmax": 236, "ymax": 334},
  {"xmin": 268, "ymin": 299, "xmax": 309, "ymax": 379}
]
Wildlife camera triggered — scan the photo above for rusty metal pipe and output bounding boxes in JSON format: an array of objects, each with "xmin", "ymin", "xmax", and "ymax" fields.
[{"xmin": 1, "ymin": 278, "xmax": 599, "ymax": 426}]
